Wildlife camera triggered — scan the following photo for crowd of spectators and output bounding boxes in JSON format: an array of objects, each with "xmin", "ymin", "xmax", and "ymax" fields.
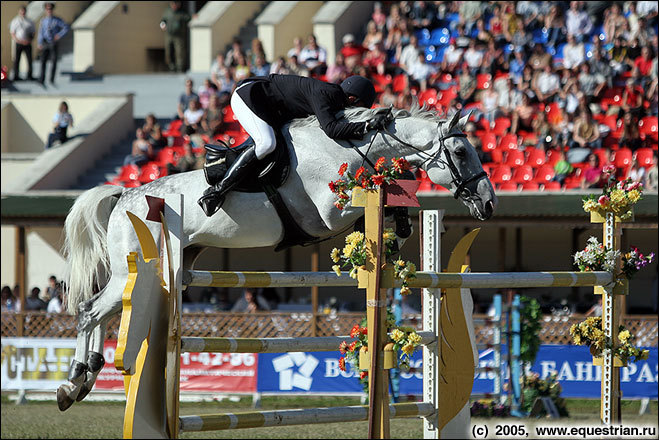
[{"xmin": 1, "ymin": 275, "xmax": 66, "ymax": 313}]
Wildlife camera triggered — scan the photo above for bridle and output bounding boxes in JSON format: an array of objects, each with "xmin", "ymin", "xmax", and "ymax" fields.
[{"xmin": 369, "ymin": 115, "xmax": 488, "ymax": 200}]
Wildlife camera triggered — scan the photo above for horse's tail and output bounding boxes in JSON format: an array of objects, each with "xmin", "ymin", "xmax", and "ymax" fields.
[{"xmin": 63, "ymin": 185, "xmax": 124, "ymax": 314}]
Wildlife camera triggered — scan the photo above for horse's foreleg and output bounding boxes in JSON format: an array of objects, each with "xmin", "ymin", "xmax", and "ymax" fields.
[{"xmin": 75, "ymin": 322, "xmax": 108, "ymax": 403}]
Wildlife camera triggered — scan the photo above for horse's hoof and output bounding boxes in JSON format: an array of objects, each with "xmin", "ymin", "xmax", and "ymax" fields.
[
  {"xmin": 56, "ymin": 386, "xmax": 75, "ymax": 411},
  {"xmin": 75, "ymin": 384, "xmax": 91, "ymax": 402}
]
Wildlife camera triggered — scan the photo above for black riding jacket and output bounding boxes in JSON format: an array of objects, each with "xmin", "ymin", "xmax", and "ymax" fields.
[{"xmin": 235, "ymin": 74, "xmax": 367, "ymax": 140}]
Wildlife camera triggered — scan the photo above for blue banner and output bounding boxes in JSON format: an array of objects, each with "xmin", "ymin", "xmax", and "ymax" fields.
[{"xmin": 256, "ymin": 345, "xmax": 658, "ymax": 399}]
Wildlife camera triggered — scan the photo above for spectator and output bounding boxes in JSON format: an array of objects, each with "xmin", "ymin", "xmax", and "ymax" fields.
[
  {"xmin": 182, "ymin": 98, "xmax": 205, "ymax": 135},
  {"xmin": 480, "ymin": 84, "xmax": 500, "ymax": 126},
  {"xmin": 628, "ymin": 158, "xmax": 646, "ymax": 183},
  {"xmin": 372, "ymin": 2, "xmax": 387, "ymax": 31},
  {"xmin": 177, "ymin": 78, "xmax": 199, "ymax": 120},
  {"xmin": 532, "ymin": 64, "xmax": 561, "ymax": 103},
  {"xmin": 37, "ymin": 2, "xmax": 69, "ymax": 86},
  {"xmin": 509, "ymin": 47, "xmax": 527, "ymax": 84},
  {"xmin": 231, "ymin": 287, "xmax": 270, "ymax": 312},
  {"xmin": 458, "ymin": 68, "xmax": 477, "ymax": 106},
  {"xmin": 645, "ymin": 154, "xmax": 658, "ymax": 191},
  {"xmin": 620, "ymin": 78, "xmax": 644, "ymax": 117},
  {"xmin": 247, "ymin": 38, "xmax": 266, "ymax": 67},
  {"xmin": 251, "ymin": 54, "xmax": 270, "ymax": 77},
  {"xmin": 497, "ymin": 77, "xmax": 523, "ymax": 116},
  {"xmin": 225, "ymin": 37, "xmax": 245, "ymax": 67},
  {"xmin": 609, "ymin": 37, "xmax": 630, "ymax": 75},
  {"xmin": 201, "ymin": 94, "xmax": 224, "ymax": 138},
  {"xmin": 326, "ymin": 53, "xmax": 349, "ymax": 84},
  {"xmin": 442, "ymin": 39, "xmax": 464, "ymax": 73},
  {"xmin": 299, "ymin": 34, "xmax": 327, "ymax": 76},
  {"xmin": 363, "ymin": 43, "xmax": 387, "ymax": 76},
  {"xmin": 563, "ymin": 33, "xmax": 586, "ymax": 71},
  {"xmin": 584, "ymin": 297, "xmax": 603, "ymax": 317},
  {"xmin": 463, "ymin": 40, "xmax": 483, "ymax": 76},
  {"xmin": 142, "ymin": 113, "xmax": 158, "ymax": 137},
  {"xmin": 160, "ymin": 1, "xmax": 191, "ymax": 72},
  {"xmin": 488, "ymin": 4, "xmax": 505, "ymax": 41},
  {"xmin": 216, "ymin": 67, "xmax": 236, "ymax": 94},
  {"xmin": 482, "ymin": 39, "xmax": 506, "ymax": 76},
  {"xmin": 565, "ymin": 1, "xmax": 593, "ymax": 42},
  {"xmin": 340, "ymin": 34, "xmax": 366, "ymax": 71},
  {"xmin": 286, "ymin": 54, "xmax": 309, "ymax": 77},
  {"xmin": 47, "ymin": 286, "xmax": 63, "ymax": 314},
  {"xmin": 197, "ymin": 78, "xmax": 217, "ymax": 109},
  {"xmin": 465, "ymin": 121, "xmax": 491, "ymax": 164},
  {"xmin": 210, "ymin": 51, "xmax": 228, "ymax": 90},
  {"xmin": 511, "ymin": 93, "xmax": 535, "ymax": 133},
  {"xmin": 148, "ymin": 124, "xmax": 167, "ymax": 151},
  {"xmin": 544, "ymin": 4, "xmax": 566, "ymax": 47},
  {"xmin": 12, "ymin": 285, "xmax": 21, "ymax": 312},
  {"xmin": 1, "ymin": 285, "xmax": 16, "ymax": 312},
  {"xmin": 386, "ymin": 4, "xmax": 403, "ymax": 33},
  {"xmin": 633, "ymin": 46, "xmax": 654, "ymax": 88},
  {"xmin": 398, "ymin": 34, "xmax": 421, "ymax": 75},
  {"xmin": 124, "ymin": 128, "xmax": 154, "ymax": 167},
  {"xmin": 362, "ymin": 20, "xmax": 384, "ymax": 49},
  {"xmin": 45, "ymin": 275, "xmax": 58, "ymax": 300},
  {"xmin": 287, "ymin": 36, "xmax": 304, "ymax": 61},
  {"xmin": 232, "ymin": 52, "xmax": 251, "ymax": 82},
  {"xmin": 269, "ymin": 56, "xmax": 291, "ymax": 75},
  {"xmin": 570, "ymin": 108, "xmax": 601, "ymax": 150},
  {"xmin": 409, "ymin": 1, "xmax": 437, "ymax": 30},
  {"xmin": 552, "ymin": 150, "xmax": 574, "ymax": 185},
  {"xmin": 582, "ymin": 153, "xmax": 604, "ymax": 188},
  {"xmin": 9, "ymin": 5, "xmax": 35, "ymax": 82},
  {"xmin": 26, "ymin": 287, "xmax": 47, "ymax": 311},
  {"xmin": 167, "ymin": 140, "xmax": 202, "ymax": 174},
  {"xmin": 379, "ymin": 83, "xmax": 397, "ymax": 107},
  {"xmin": 407, "ymin": 50, "xmax": 436, "ymax": 92},
  {"xmin": 45, "ymin": 101, "xmax": 73, "ymax": 149},
  {"xmin": 578, "ymin": 62, "xmax": 605, "ymax": 98},
  {"xmin": 589, "ymin": 48, "xmax": 613, "ymax": 89},
  {"xmin": 604, "ymin": 3, "xmax": 628, "ymax": 44},
  {"xmin": 619, "ymin": 112, "xmax": 642, "ymax": 151},
  {"xmin": 474, "ymin": 18, "xmax": 492, "ymax": 44},
  {"xmin": 459, "ymin": 0, "xmax": 482, "ymax": 36}
]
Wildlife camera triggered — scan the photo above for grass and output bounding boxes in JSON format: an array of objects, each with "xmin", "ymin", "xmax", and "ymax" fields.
[{"xmin": 1, "ymin": 395, "xmax": 657, "ymax": 439}]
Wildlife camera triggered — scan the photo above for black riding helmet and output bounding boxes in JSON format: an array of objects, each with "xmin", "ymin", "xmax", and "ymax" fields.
[{"xmin": 340, "ymin": 75, "xmax": 376, "ymax": 108}]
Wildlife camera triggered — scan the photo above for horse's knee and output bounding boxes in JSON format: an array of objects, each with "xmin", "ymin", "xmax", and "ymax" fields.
[{"xmin": 76, "ymin": 302, "xmax": 95, "ymax": 332}]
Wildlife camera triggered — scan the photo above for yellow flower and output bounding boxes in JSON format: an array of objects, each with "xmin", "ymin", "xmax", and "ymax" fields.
[
  {"xmin": 610, "ymin": 189, "xmax": 626, "ymax": 205},
  {"xmin": 618, "ymin": 330, "xmax": 631, "ymax": 344},
  {"xmin": 638, "ymin": 349, "xmax": 649, "ymax": 361},
  {"xmin": 627, "ymin": 189, "xmax": 641, "ymax": 203},
  {"xmin": 332, "ymin": 265, "xmax": 342, "ymax": 276},
  {"xmin": 343, "ymin": 244, "xmax": 355, "ymax": 258},
  {"xmin": 583, "ymin": 199, "xmax": 599, "ymax": 212},
  {"xmin": 397, "ymin": 259, "xmax": 406, "ymax": 267},
  {"xmin": 402, "ymin": 342, "xmax": 415, "ymax": 356},
  {"xmin": 349, "ymin": 267, "xmax": 358, "ymax": 279},
  {"xmin": 345, "ymin": 231, "xmax": 364, "ymax": 245},
  {"xmin": 383, "ymin": 228, "xmax": 396, "ymax": 241},
  {"xmin": 408, "ymin": 332, "xmax": 422, "ymax": 345},
  {"xmin": 330, "ymin": 248, "xmax": 341, "ymax": 263},
  {"xmin": 400, "ymin": 286, "xmax": 411, "ymax": 296},
  {"xmin": 391, "ymin": 329, "xmax": 405, "ymax": 343}
]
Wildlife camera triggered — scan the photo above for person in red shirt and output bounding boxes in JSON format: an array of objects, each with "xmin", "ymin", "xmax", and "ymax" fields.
[
  {"xmin": 621, "ymin": 78, "xmax": 644, "ymax": 117},
  {"xmin": 634, "ymin": 46, "xmax": 652, "ymax": 76},
  {"xmin": 339, "ymin": 33, "xmax": 367, "ymax": 71}
]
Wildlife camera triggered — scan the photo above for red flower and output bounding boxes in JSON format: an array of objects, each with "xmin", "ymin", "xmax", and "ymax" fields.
[
  {"xmin": 350, "ymin": 324, "xmax": 361, "ymax": 338},
  {"xmin": 360, "ymin": 371, "xmax": 368, "ymax": 379},
  {"xmin": 392, "ymin": 157, "xmax": 410, "ymax": 172},
  {"xmin": 339, "ymin": 357, "xmax": 346, "ymax": 371},
  {"xmin": 338, "ymin": 163, "xmax": 348, "ymax": 176},
  {"xmin": 354, "ymin": 166, "xmax": 366, "ymax": 180},
  {"xmin": 375, "ymin": 157, "xmax": 386, "ymax": 171},
  {"xmin": 328, "ymin": 181, "xmax": 336, "ymax": 192},
  {"xmin": 360, "ymin": 177, "xmax": 369, "ymax": 188},
  {"xmin": 361, "ymin": 327, "xmax": 367, "ymax": 336},
  {"xmin": 334, "ymin": 201, "xmax": 344, "ymax": 210},
  {"xmin": 349, "ymin": 341, "xmax": 357, "ymax": 352},
  {"xmin": 339, "ymin": 341, "xmax": 348, "ymax": 354},
  {"xmin": 371, "ymin": 174, "xmax": 385, "ymax": 186}
]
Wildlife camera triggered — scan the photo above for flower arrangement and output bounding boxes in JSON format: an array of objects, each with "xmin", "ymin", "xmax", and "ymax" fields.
[
  {"xmin": 573, "ymin": 237, "xmax": 654, "ymax": 282},
  {"xmin": 582, "ymin": 166, "xmax": 643, "ymax": 220},
  {"xmin": 470, "ymin": 400, "xmax": 511, "ymax": 418},
  {"xmin": 329, "ymin": 157, "xmax": 411, "ymax": 210},
  {"xmin": 339, "ymin": 311, "xmax": 423, "ymax": 381},
  {"xmin": 521, "ymin": 372, "xmax": 569, "ymax": 417},
  {"xmin": 330, "ymin": 229, "xmax": 417, "ymax": 295},
  {"xmin": 569, "ymin": 316, "xmax": 650, "ymax": 364}
]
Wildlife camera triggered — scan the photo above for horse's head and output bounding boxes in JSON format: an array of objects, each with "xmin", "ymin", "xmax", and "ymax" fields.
[{"xmin": 421, "ymin": 110, "xmax": 497, "ymax": 220}]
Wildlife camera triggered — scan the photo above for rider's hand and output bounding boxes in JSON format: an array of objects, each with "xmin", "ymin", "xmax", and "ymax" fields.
[{"xmin": 366, "ymin": 112, "xmax": 392, "ymax": 132}]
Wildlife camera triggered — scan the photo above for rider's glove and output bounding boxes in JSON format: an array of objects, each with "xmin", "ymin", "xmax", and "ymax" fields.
[{"xmin": 366, "ymin": 112, "xmax": 392, "ymax": 132}]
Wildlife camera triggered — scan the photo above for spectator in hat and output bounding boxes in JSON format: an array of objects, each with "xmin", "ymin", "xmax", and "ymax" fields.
[{"xmin": 340, "ymin": 34, "xmax": 366, "ymax": 71}]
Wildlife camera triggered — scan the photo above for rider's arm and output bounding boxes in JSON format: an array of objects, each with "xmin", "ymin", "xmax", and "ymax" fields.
[{"xmin": 311, "ymin": 91, "xmax": 367, "ymax": 139}]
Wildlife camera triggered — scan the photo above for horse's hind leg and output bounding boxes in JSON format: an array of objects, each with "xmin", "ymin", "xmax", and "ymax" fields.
[
  {"xmin": 57, "ymin": 278, "xmax": 123, "ymax": 411},
  {"xmin": 75, "ymin": 322, "xmax": 108, "ymax": 402}
]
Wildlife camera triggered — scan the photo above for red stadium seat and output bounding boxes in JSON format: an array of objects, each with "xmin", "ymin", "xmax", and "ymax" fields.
[
  {"xmin": 504, "ymin": 149, "xmax": 525, "ymax": 167},
  {"xmin": 492, "ymin": 118, "xmax": 512, "ymax": 136},
  {"xmin": 544, "ymin": 102, "xmax": 563, "ymax": 125},
  {"xmin": 635, "ymin": 148, "xmax": 654, "ymax": 168},
  {"xmin": 543, "ymin": 181, "xmax": 562, "ymax": 191},
  {"xmin": 123, "ymin": 179, "xmax": 142, "ymax": 188},
  {"xmin": 639, "ymin": 116, "xmax": 659, "ymax": 140},
  {"xmin": 545, "ymin": 148, "xmax": 563, "ymax": 167},
  {"xmin": 601, "ymin": 114, "xmax": 619, "ymax": 131},
  {"xmin": 498, "ymin": 133, "xmax": 518, "ymax": 151},
  {"xmin": 116, "ymin": 164, "xmax": 140, "ymax": 182},
  {"xmin": 490, "ymin": 165, "xmax": 513, "ymax": 184},
  {"xmin": 533, "ymin": 165, "xmax": 555, "ymax": 183},
  {"xmin": 392, "ymin": 74, "xmax": 407, "ymax": 93},
  {"xmin": 613, "ymin": 147, "xmax": 633, "ymax": 169},
  {"xmin": 481, "ymin": 133, "xmax": 497, "ymax": 152},
  {"xmin": 521, "ymin": 182, "xmax": 540, "ymax": 191},
  {"xmin": 497, "ymin": 182, "xmax": 518, "ymax": 191},
  {"xmin": 418, "ymin": 88, "xmax": 438, "ymax": 106},
  {"xmin": 525, "ymin": 148, "xmax": 546, "ymax": 167},
  {"xmin": 155, "ymin": 147, "xmax": 178, "ymax": 166},
  {"xmin": 222, "ymin": 105, "xmax": 236, "ymax": 123},
  {"xmin": 592, "ymin": 148, "xmax": 611, "ymax": 167},
  {"xmin": 138, "ymin": 162, "xmax": 162, "ymax": 183},
  {"xmin": 437, "ymin": 87, "xmax": 458, "ymax": 107},
  {"xmin": 511, "ymin": 165, "xmax": 534, "ymax": 183}
]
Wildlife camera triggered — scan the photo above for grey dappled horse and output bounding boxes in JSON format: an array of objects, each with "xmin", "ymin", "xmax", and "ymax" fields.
[{"xmin": 57, "ymin": 104, "xmax": 496, "ymax": 411}]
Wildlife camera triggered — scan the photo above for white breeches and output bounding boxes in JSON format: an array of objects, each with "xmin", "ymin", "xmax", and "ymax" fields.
[{"xmin": 231, "ymin": 85, "xmax": 276, "ymax": 160}]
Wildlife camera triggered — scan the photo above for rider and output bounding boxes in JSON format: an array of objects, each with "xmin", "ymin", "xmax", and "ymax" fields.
[{"xmin": 198, "ymin": 74, "xmax": 390, "ymax": 216}]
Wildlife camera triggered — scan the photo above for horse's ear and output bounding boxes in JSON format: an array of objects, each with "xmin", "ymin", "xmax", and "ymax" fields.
[
  {"xmin": 448, "ymin": 110, "xmax": 461, "ymax": 131},
  {"xmin": 458, "ymin": 111, "xmax": 472, "ymax": 131}
]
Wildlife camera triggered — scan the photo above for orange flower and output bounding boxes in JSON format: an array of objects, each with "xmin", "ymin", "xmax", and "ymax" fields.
[
  {"xmin": 354, "ymin": 166, "xmax": 366, "ymax": 180},
  {"xmin": 371, "ymin": 174, "xmax": 385, "ymax": 186},
  {"xmin": 339, "ymin": 341, "xmax": 348, "ymax": 354},
  {"xmin": 338, "ymin": 163, "xmax": 348, "ymax": 176},
  {"xmin": 360, "ymin": 371, "xmax": 368, "ymax": 379},
  {"xmin": 328, "ymin": 181, "xmax": 336, "ymax": 192},
  {"xmin": 349, "ymin": 341, "xmax": 357, "ymax": 352},
  {"xmin": 350, "ymin": 324, "xmax": 361, "ymax": 338},
  {"xmin": 375, "ymin": 157, "xmax": 386, "ymax": 171},
  {"xmin": 339, "ymin": 357, "xmax": 346, "ymax": 371}
]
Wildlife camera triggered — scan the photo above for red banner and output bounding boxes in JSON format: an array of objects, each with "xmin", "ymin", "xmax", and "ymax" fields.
[{"xmin": 94, "ymin": 341, "xmax": 258, "ymax": 393}]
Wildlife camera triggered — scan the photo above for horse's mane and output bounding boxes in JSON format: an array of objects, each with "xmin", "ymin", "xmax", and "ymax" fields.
[{"xmin": 287, "ymin": 100, "xmax": 444, "ymax": 130}]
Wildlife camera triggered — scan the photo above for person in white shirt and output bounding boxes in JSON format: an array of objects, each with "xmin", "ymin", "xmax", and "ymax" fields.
[
  {"xmin": 45, "ymin": 101, "xmax": 73, "ymax": 149},
  {"xmin": 533, "ymin": 64, "xmax": 561, "ymax": 103},
  {"xmin": 9, "ymin": 5, "xmax": 35, "ymax": 81},
  {"xmin": 299, "ymin": 34, "xmax": 327, "ymax": 76},
  {"xmin": 562, "ymin": 34, "xmax": 585, "ymax": 70},
  {"xmin": 463, "ymin": 40, "xmax": 483, "ymax": 76},
  {"xmin": 398, "ymin": 35, "xmax": 420, "ymax": 74},
  {"xmin": 183, "ymin": 98, "xmax": 205, "ymax": 135},
  {"xmin": 442, "ymin": 40, "xmax": 464, "ymax": 72},
  {"xmin": 408, "ymin": 51, "xmax": 436, "ymax": 92},
  {"xmin": 565, "ymin": 1, "xmax": 593, "ymax": 42}
]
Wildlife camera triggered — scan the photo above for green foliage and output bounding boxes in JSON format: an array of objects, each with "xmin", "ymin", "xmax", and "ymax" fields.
[
  {"xmin": 519, "ymin": 296, "xmax": 541, "ymax": 365},
  {"xmin": 521, "ymin": 372, "xmax": 570, "ymax": 417}
]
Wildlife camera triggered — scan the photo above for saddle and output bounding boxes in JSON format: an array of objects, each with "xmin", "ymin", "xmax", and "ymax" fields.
[{"xmin": 203, "ymin": 133, "xmax": 320, "ymax": 252}]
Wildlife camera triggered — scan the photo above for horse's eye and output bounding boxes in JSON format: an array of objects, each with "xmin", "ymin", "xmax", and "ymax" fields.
[{"xmin": 455, "ymin": 147, "xmax": 467, "ymax": 159}]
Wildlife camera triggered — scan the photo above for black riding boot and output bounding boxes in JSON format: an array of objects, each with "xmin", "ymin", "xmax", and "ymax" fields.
[{"xmin": 198, "ymin": 146, "xmax": 259, "ymax": 216}]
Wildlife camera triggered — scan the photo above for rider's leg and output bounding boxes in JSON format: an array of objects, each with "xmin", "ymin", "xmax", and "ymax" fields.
[{"xmin": 198, "ymin": 87, "xmax": 276, "ymax": 216}]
